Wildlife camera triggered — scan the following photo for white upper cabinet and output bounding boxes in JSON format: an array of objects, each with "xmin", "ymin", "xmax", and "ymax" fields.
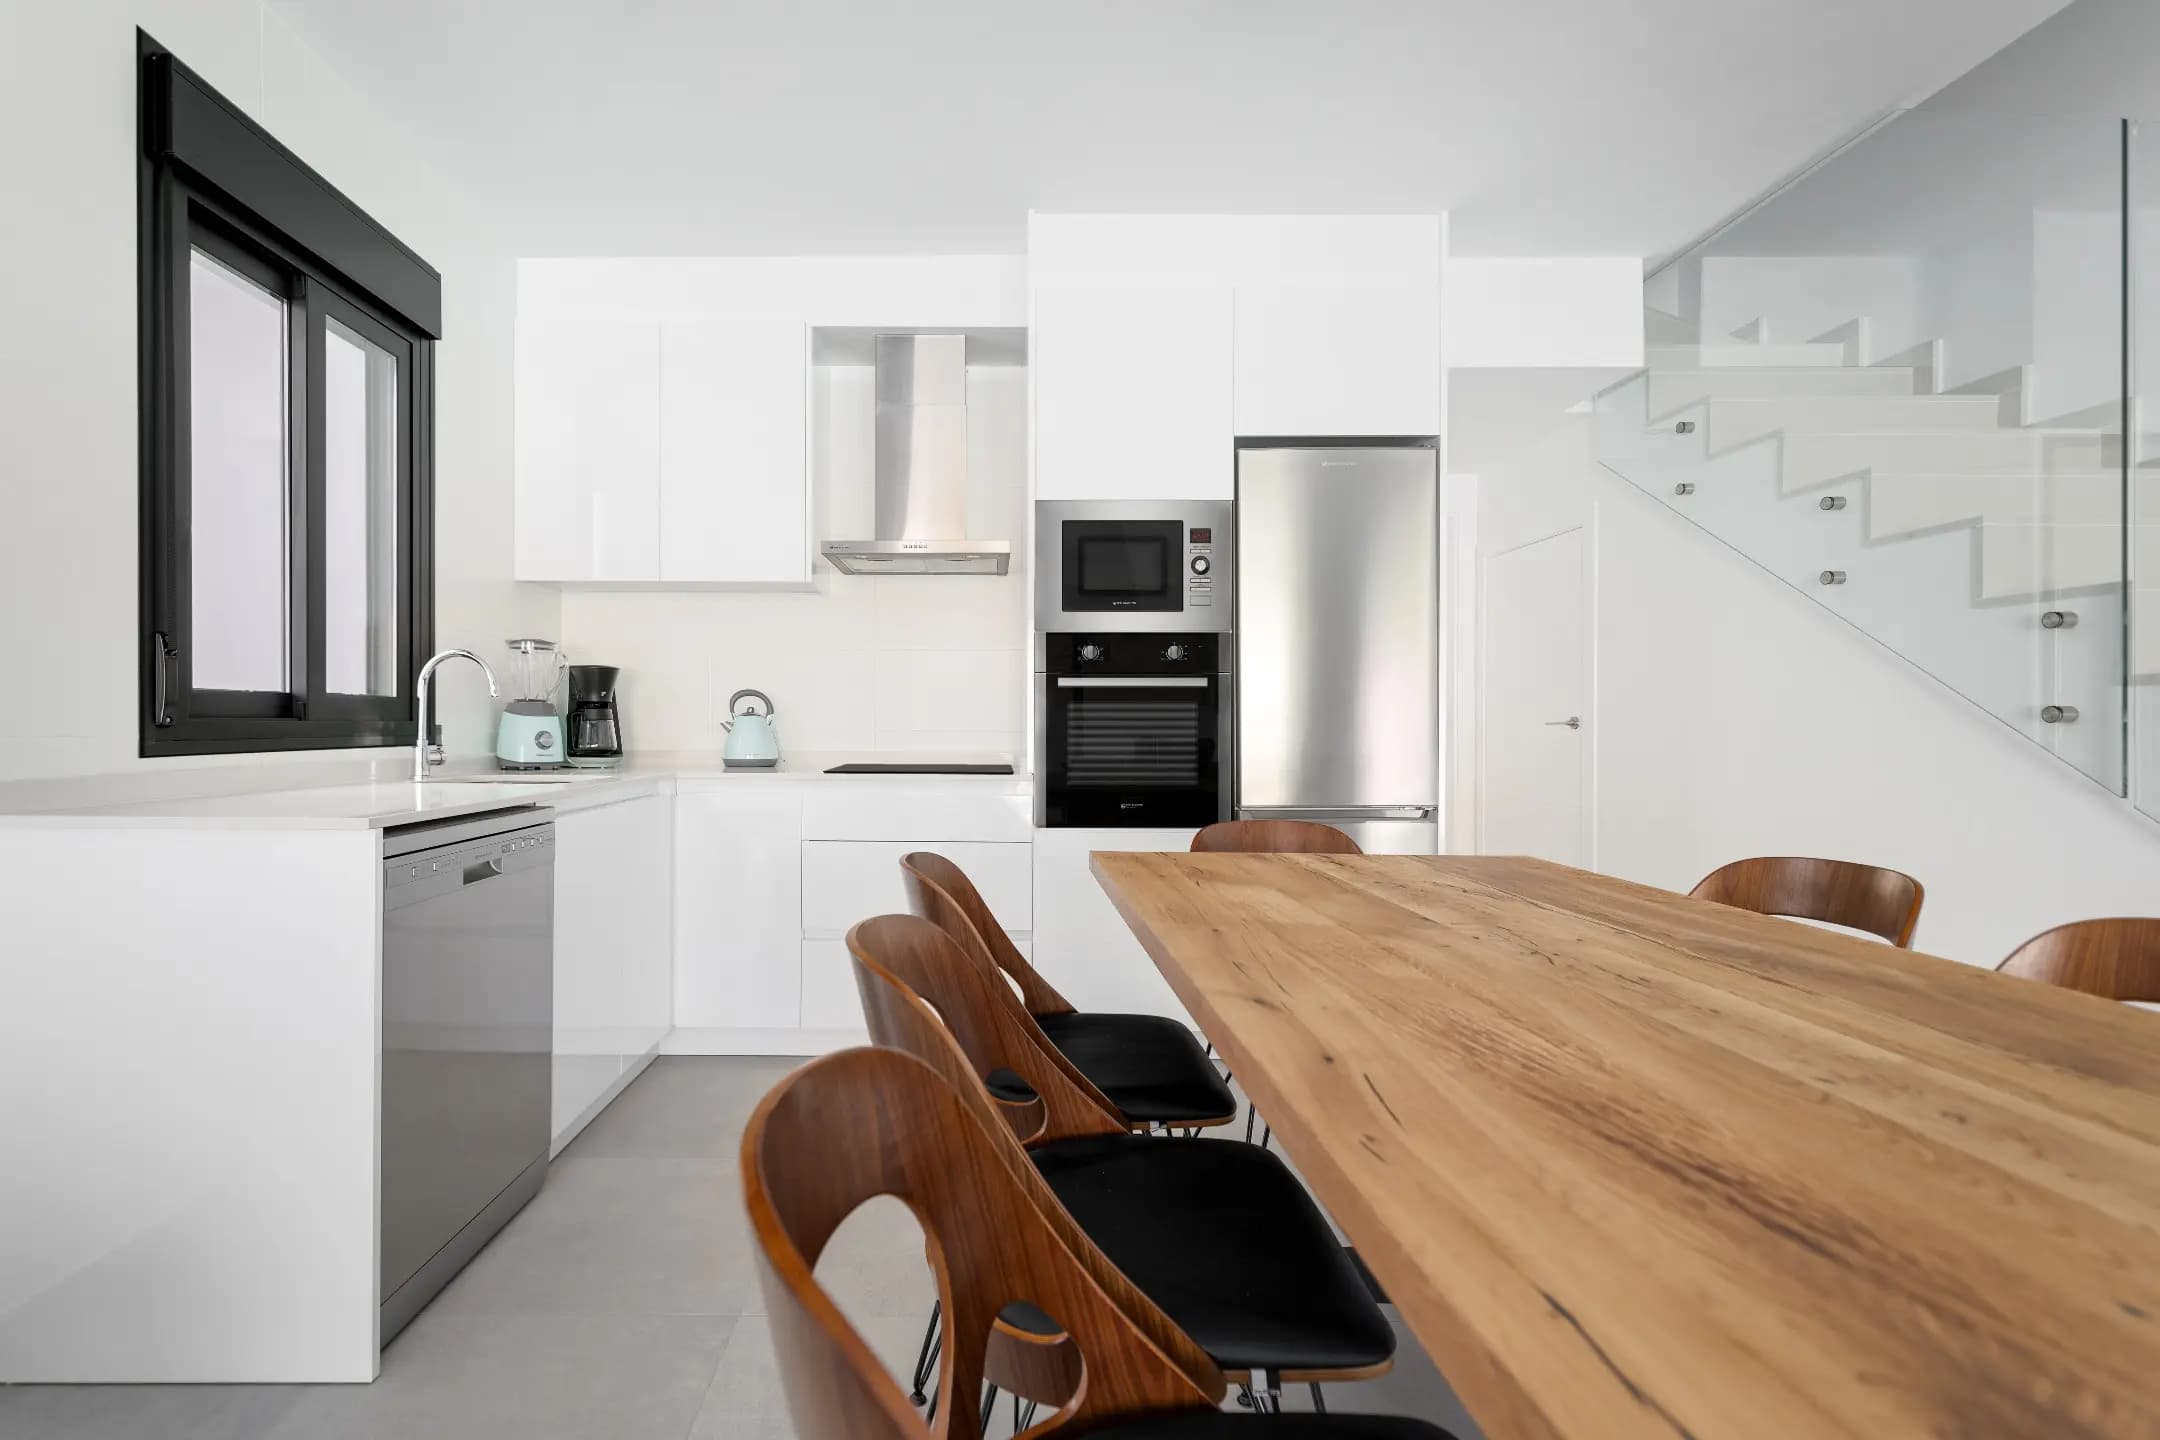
[
  {"xmin": 516, "ymin": 256, "xmax": 1022, "ymax": 585},
  {"xmin": 514, "ymin": 306, "xmax": 661, "ymax": 582},
  {"xmin": 1033, "ymin": 278, "xmax": 1233, "ymax": 501},
  {"xmin": 1230, "ymin": 217, "xmax": 1442, "ymax": 436},
  {"xmin": 658, "ymin": 314, "xmax": 809, "ymax": 584},
  {"xmin": 1028, "ymin": 215, "xmax": 1444, "ymax": 503}
]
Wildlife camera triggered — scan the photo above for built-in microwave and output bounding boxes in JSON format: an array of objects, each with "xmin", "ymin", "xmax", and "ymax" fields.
[{"xmin": 1034, "ymin": 500, "xmax": 1233, "ymax": 634}]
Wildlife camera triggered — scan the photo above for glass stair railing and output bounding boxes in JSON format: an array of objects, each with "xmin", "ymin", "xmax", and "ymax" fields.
[{"xmin": 1596, "ymin": 107, "xmax": 2140, "ymax": 804}]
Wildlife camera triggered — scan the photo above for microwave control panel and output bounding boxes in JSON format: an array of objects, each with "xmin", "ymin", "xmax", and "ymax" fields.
[{"xmin": 1186, "ymin": 527, "xmax": 1215, "ymax": 607}]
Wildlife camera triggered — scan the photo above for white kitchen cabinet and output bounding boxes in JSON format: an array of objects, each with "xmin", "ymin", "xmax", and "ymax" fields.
[
  {"xmin": 659, "ymin": 314, "xmax": 810, "ymax": 584},
  {"xmin": 800, "ymin": 840, "xmax": 1032, "ymax": 936},
  {"xmin": 514, "ymin": 306, "xmax": 661, "ymax": 581},
  {"xmin": 1032, "ymin": 280, "xmax": 1233, "ymax": 501},
  {"xmin": 673, "ymin": 787, "xmax": 804, "ymax": 1029},
  {"xmin": 1229, "ymin": 215, "xmax": 1443, "ymax": 438},
  {"xmin": 797, "ymin": 939, "xmax": 864, "ymax": 1032},
  {"xmin": 1232, "ymin": 277, "xmax": 1441, "ymax": 436},
  {"xmin": 1031, "ymin": 827, "xmax": 1197, "ymax": 1026},
  {"xmin": 551, "ymin": 792, "xmax": 674, "ymax": 1150}
]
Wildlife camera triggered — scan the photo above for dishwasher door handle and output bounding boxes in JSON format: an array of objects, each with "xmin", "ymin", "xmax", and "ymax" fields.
[{"xmin": 462, "ymin": 857, "xmax": 505, "ymax": 885}]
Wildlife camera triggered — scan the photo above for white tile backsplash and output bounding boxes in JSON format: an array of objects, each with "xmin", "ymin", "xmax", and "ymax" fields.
[{"xmin": 558, "ymin": 362, "xmax": 1028, "ymax": 762}]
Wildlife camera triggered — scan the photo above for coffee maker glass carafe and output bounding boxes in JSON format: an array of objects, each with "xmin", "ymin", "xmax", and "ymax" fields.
[{"xmin": 565, "ymin": 664, "xmax": 624, "ymax": 769}]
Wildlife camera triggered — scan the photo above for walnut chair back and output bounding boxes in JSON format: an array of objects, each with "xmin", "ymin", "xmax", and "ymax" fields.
[
  {"xmin": 901, "ymin": 851, "xmax": 1075, "ymax": 1016},
  {"xmin": 1689, "ymin": 856, "xmax": 1925, "ymax": 948},
  {"xmin": 742, "ymin": 1047, "xmax": 1219, "ymax": 1438},
  {"xmin": 845, "ymin": 915, "xmax": 1224, "ymax": 1399},
  {"xmin": 1190, "ymin": 819, "xmax": 1363, "ymax": 854},
  {"xmin": 1997, "ymin": 918, "xmax": 2160, "ymax": 1001}
]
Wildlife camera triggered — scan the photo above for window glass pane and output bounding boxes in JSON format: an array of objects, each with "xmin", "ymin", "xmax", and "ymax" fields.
[
  {"xmin": 324, "ymin": 317, "xmax": 400, "ymax": 696},
  {"xmin": 188, "ymin": 247, "xmax": 290, "ymax": 692}
]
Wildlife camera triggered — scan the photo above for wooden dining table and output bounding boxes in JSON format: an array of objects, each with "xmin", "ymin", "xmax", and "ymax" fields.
[{"xmin": 1090, "ymin": 851, "xmax": 2160, "ymax": 1440}]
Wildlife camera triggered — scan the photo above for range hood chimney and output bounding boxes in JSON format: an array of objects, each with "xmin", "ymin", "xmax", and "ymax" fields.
[{"xmin": 820, "ymin": 334, "xmax": 1011, "ymax": 576}]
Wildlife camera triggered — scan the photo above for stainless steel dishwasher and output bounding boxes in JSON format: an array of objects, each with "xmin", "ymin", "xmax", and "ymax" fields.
[{"xmin": 380, "ymin": 810, "xmax": 554, "ymax": 1343}]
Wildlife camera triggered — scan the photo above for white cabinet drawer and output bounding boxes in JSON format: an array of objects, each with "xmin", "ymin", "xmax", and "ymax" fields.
[
  {"xmin": 799, "ymin": 784, "xmax": 1032, "ymax": 842},
  {"xmin": 801, "ymin": 840, "xmax": 1032, "ymax": 936}
]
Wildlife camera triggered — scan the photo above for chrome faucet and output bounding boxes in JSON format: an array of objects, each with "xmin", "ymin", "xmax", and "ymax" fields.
[{"xmin": 413, "ymin": 649, "xmax": 501, "ymax": 782}]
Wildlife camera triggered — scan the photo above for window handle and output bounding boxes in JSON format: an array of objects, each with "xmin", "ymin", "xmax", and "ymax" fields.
[{"xmin": 152, "ymin": 632, "xmax": 177, "ymax": 727}]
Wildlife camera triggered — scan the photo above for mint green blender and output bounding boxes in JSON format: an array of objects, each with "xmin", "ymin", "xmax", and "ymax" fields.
[{"xmin": 496, "ymin": 638, "xmax": 567, "ymax": 770}]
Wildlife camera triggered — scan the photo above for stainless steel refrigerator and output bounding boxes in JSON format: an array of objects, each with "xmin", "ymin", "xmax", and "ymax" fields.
[{"xmin": 1235, "ymin": 444, "xmax": 1439, "ymax": 854}]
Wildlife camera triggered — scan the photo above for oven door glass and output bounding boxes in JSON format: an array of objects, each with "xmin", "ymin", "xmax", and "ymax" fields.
[
  {"xmin": 1061, "ymin": 520, "xmax": 1183, "ymax": 612},
  {"xmin": 1043, "ymin": 675, "xmax": 1221, "ymax": 826}
]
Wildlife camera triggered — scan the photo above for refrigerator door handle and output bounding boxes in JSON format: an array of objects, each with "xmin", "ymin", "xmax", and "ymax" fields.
[{"xmin": 1239, "ymin": 805, "xmax": 1436, "ymax": 822}]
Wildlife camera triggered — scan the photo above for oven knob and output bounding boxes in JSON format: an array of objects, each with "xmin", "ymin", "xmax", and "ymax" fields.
[
  {"xmin": 1190, "ymin": 555, "xmax": 1211, "ymax": 575},
  {"xmin": 1079, "ymin": 644, "xmax": 1105, "ymax": 662},
  {"xmin": 1163, "ymin": 643, "xmax": 1187, "ymax": 662}
]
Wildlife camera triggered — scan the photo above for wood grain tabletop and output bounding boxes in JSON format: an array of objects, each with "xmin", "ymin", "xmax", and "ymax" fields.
[{"xmin": 1090, "ymin": 851, "xmax": 2160, "ymax": 1440}]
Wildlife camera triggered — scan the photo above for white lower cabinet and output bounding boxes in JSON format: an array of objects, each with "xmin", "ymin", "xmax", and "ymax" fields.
[
  {"xmin": 551, "ymin": 792, "xmax": 674, "ymax": 1150},
  {"xmin": 798, "ymin": 939, "xmax": 863, "ymax": 1032},
  {"xmin": 671, "ymin": 781, "xmax": 1036, "ymax": 1052},
  {"xmin": 1030, "ymin": 827, "xmax": 1198, "ymax": 1026},
  {"xmin": 673, "ymin": 786, "xmax": 804, "ymax": 1031}
]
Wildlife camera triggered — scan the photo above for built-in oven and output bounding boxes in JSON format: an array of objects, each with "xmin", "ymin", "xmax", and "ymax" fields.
[
  {"xmin": 1035, "ymin": 499, "xmax": 1232, "ymax": 633},
  {"xmin": 1036, "ymin": 632, "xmax": 1232, "ymax": 827}
]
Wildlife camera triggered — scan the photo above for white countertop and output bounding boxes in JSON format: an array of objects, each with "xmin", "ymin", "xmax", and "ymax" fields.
[{"xmin": 0, "ymin": 752, "xmax": 1027, "ymax": 831}]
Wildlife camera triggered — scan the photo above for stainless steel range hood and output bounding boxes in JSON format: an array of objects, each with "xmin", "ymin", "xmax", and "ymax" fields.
[{"xmin": 820, "ymin": 333, "xmax": 1011, "ymax": 576}]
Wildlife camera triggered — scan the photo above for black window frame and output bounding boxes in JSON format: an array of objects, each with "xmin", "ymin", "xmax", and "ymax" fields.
[{"xmin": 139, "ymin": 31, "xmax": 440, "ymax": 756}]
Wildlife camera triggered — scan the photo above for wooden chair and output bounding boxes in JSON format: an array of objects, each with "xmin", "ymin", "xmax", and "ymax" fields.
[
  {"xmin": 1996, "ymin": 918, "xmax": 2160, "ymax": 1001},
  {"xmin": 1191, "ymin": 819, "xmax": 1363, "ymax": 855},
  {"xmin": 743, "ymin": 1046, "xmax": 1457, "ymax": 1437},
  {"xmin": 848, "ymin": 914, "xmax": 1402, "ymax": 1412},
  {"xmin": 902, "ymin": 852, "xmax": 1236, "ymax": 1132},
  {"xmin": 1689, "ymin": 856, "xmax": 1925, "ymax": 948}
]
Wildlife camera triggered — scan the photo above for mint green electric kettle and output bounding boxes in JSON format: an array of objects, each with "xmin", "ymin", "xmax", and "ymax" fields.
[{"xmin": 721, "ymin": 689, "xmax": 780, "ymax": 768}]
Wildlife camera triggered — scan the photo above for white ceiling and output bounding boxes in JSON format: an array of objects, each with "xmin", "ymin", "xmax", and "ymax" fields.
[{"xmin": 271, "ymin": 0, "xmax": 2070, "ymax": 260}]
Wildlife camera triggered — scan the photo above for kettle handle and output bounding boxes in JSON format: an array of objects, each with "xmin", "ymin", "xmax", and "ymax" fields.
[{"xmin": 728, "ymin": 688, "xmax": 774, "ymax": 717}]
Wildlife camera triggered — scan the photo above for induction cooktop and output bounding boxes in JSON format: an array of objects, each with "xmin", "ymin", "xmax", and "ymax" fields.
[{"xmin": 821, "ymin": 763, "xmax": 1015, "ymax": 775}]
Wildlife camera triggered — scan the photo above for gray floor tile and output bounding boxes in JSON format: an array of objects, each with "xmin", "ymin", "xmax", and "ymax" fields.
[
  {"xmin": 429, "ymin": 1156, "xmax": 757, "ymax": 1319},
  {"xmin": 565, "ymin": 1056, "xmax": 806, "ymax": 1161},
  {"xmin": 0, "ymin": 1382, "xmax": 306, "ymax": 1440},
  {"xmin": 263, "ymin": 1311, "xmax": 734, "ymax": 1440},
  {"xmin": 688, "ymin": 1309, "xmax": 926, "ymax": 1440}
]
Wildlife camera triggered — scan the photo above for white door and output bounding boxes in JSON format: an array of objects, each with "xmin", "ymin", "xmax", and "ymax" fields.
[{"xmin": 1480, "ymin": 528, "xmax": 1588, "ymax": 864}]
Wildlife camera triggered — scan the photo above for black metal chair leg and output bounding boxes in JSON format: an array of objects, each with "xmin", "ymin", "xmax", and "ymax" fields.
[
  {"xmin": 1018, "ymin": 1399, "xmax": 1039, "ymax": 1428},
  {"xmin": 1260, "ymin": 1122, "xmax": 1273, "ymax": 1150},
  {"xmin": 1245, "ymin": 1102, "xmax": 1257, "ymax": 1143},
  {"xmin": 1236, "ymin": 1384, "xmax": 1256, "ymax": 1409},
  {"xmin": 1310, "ymin": 1382, "xmax": 1327, "ymax": 1411},
  {"xmin": 909, "ymin": 1299, "xmax": 942, "ymax": 1404},
  {"xmin": 1263, "ymin": 1369, "xmax": 1284, "ymax": 1414},
  {"xmin": 980, "ymin": 1383, "xmax": 999, "ymax": 1434}
]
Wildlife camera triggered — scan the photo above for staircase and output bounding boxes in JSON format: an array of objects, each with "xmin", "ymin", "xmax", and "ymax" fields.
[{"xmin": 1596, "ymin": 318, "xmax": 2149, "ymax": 795}]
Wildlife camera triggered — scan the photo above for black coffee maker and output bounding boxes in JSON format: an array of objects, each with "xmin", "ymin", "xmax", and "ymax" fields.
[{"xmin": 565, "ymin": 665, "xmax": 624, "ymax": 768}]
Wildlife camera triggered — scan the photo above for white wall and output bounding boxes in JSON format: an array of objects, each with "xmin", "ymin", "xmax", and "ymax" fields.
[
  {"xmin": 1471, "ymin": 415, "xmax": 2160, "ymax": 965},
  {"xmin": 0, "ymin": 0, "xmax": 549, "ymax": 784},
  {"xmin": 558, "ymin": 364, "xmax": 1029, "ymax": 758}
]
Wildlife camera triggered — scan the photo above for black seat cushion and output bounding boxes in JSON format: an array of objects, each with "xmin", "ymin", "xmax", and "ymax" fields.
[
  {"xmin": 1075, "ymin": 1411, "xmax": 1458, "ymax": 1437},
  {"xmin": 1029, "ymin": 1133, "xmax": 1397, "ymax": 1374},
  {"xmin": 985, "ymin": 1012, "xmax": 1236, "ymax": 1124}
]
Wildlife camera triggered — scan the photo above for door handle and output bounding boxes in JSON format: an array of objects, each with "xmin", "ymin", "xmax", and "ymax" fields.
[
  {"xmin": 462, "ymin": 857, "xmax": 505, "ymax": 885},
  {"xmin": 1545, "ymin": 716, "xmax": 1581, "ymax": 730}
]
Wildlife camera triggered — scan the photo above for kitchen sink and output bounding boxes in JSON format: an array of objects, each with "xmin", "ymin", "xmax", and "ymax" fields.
[{"xmin": 429, "ymin": 774, "xmax": 585, "ymax": 785}]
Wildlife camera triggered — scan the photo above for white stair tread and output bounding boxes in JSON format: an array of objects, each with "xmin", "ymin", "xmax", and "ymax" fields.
[
  {"xmin": 1779, "ymin": 430, "xmax": 2117, "ymax": 489},
  {"xmin": 1974, "ymin": 522, "xmax": 2153, "ymax": 599},
  {"xmin": 1866, "ymin": 473, "xmax": 2153, "ymax": 535},
  {"xmin": 1648, "ymin": 366, "xmax": 1915, "ymax": 419},
  {"xmin": 1646, "ymin": 343, "xmax": 1852, "ymax": 369}
]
